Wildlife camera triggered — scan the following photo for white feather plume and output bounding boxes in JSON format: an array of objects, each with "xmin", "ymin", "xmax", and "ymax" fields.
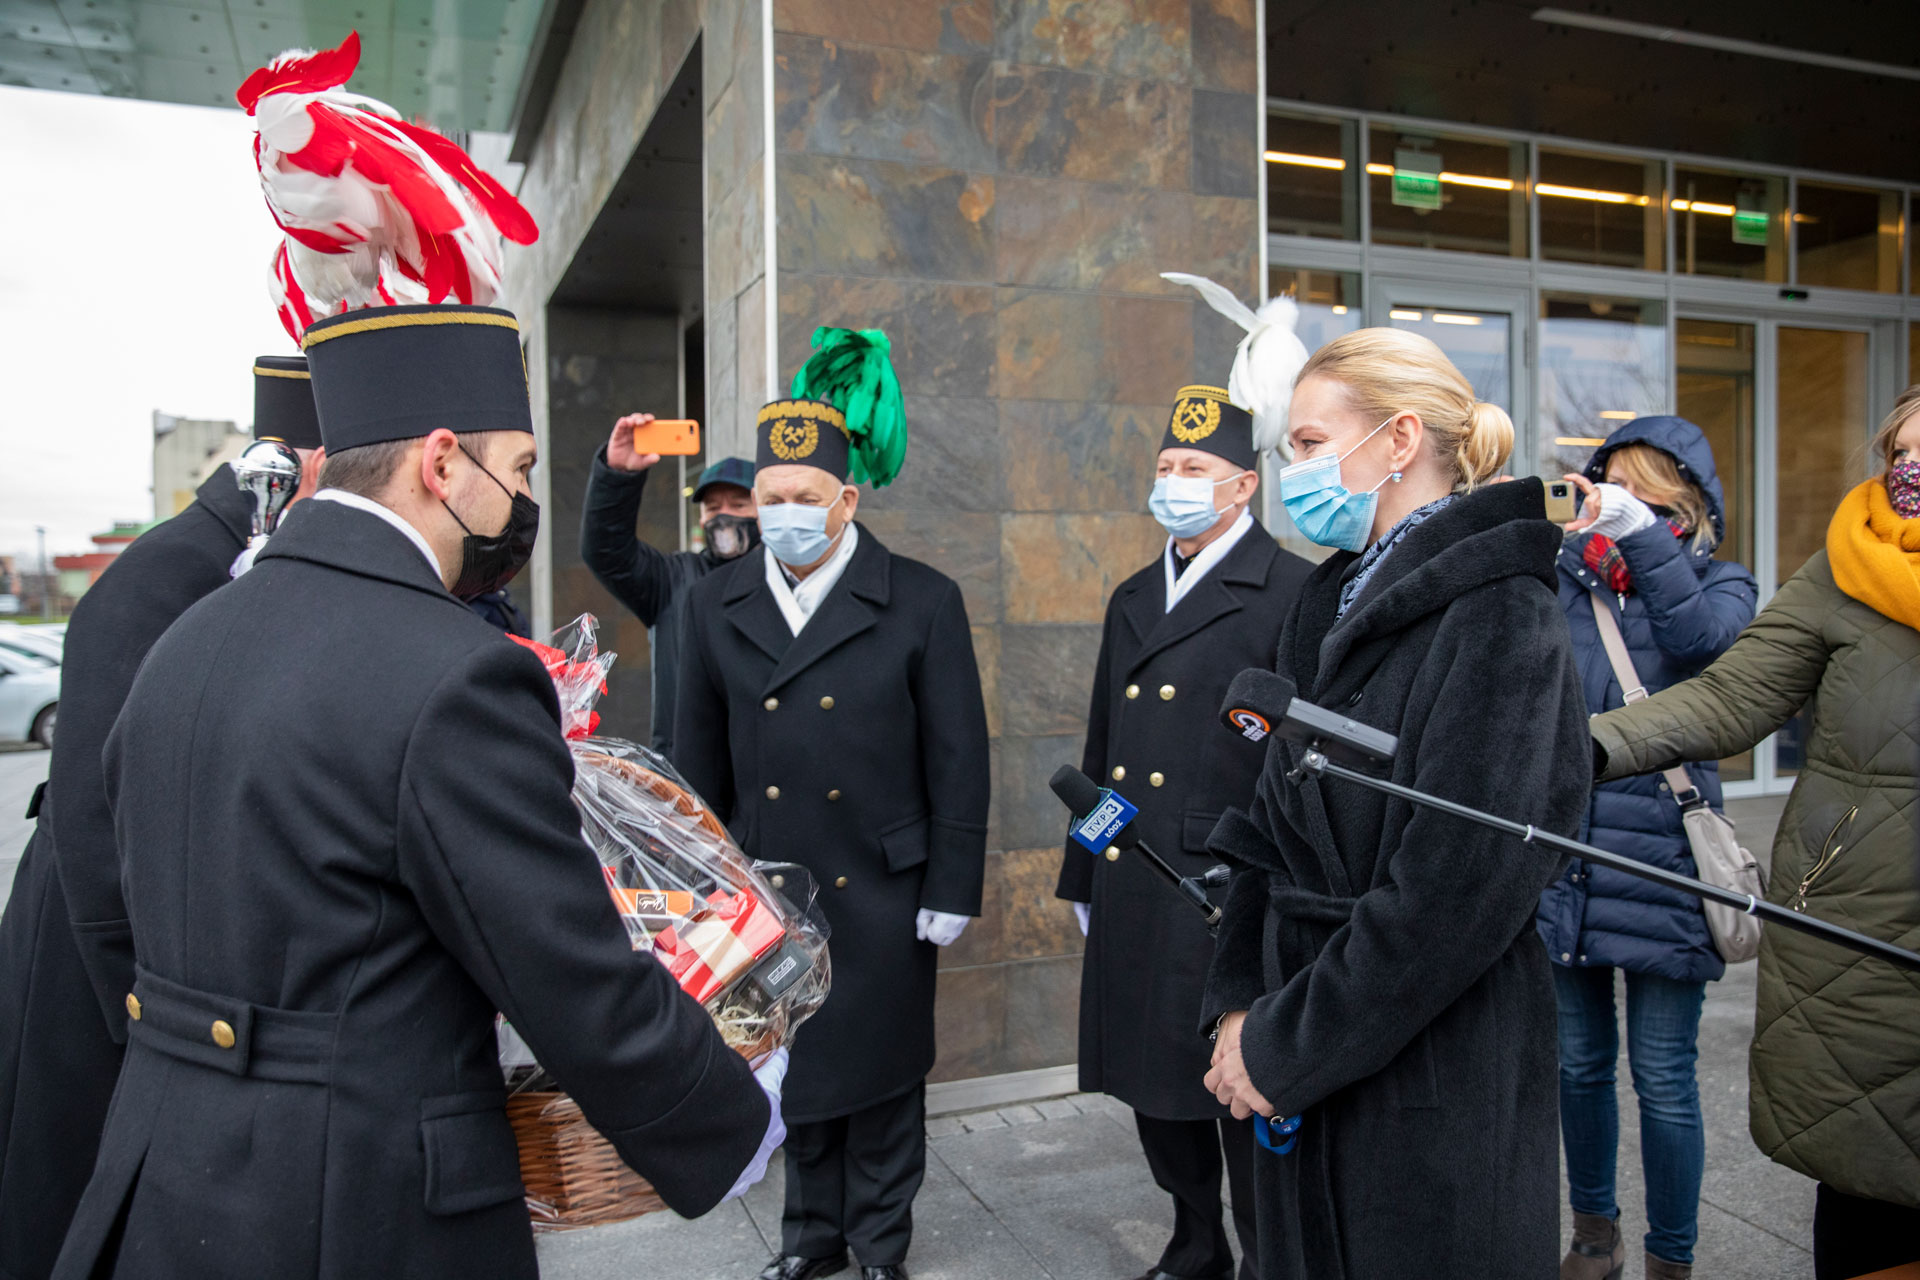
[{"xmin": 1161, "ymin": 272, "xmax": 1311, "ymax": 459}]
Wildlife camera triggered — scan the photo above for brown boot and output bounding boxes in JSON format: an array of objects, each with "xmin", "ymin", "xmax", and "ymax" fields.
[
  {"xmin": 1560, "ymin": 1212, "xmax": 1624, "ymax": 1280},
  {"xmin": 1644, "ymin": 1254, "xmax": 1692, "ymax": 1280}
]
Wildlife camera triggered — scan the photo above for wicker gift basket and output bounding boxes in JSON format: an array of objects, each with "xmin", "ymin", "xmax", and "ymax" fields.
[{"xmin": 500, "ymin": 617, "xmax": 830, "ymax": 1230}]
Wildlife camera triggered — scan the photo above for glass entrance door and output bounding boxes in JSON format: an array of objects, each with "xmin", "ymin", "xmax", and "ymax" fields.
[
  {"xmin": 1369, "ymin": 277, "xmax": 1530, "ymax": 469},
  {"xmin": 1675, "ymin": 314, "xmax": 1877, "ymax": 794}
]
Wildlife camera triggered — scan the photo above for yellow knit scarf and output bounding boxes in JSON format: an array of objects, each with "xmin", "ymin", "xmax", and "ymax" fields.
[{"xmin": 1826, "ymin": 478, "xmax": 1920, "ymax": 630}]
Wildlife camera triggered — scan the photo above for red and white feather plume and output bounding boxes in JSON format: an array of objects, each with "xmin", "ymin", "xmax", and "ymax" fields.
[{"xmin": 238, "ymin": 32, "xmax": 538, "ymax": 342}]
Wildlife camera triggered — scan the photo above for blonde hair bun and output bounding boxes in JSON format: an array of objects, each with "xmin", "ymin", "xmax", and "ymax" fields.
[{"xmin": 1295, "ymin": 328, "xmax": 1512, "ymax": 489}]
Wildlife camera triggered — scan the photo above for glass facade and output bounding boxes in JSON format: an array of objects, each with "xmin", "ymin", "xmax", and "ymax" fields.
[
  {"xmin": 1537, "ymin": 294, "xmax": 1668, "ymax": 481},
  {"xmin": 1538, "ymin": 148, "xmax": 1665, "ymax": 271},
  {"xmin": 1262, "ymin": 104, "xmax": 1919, "ymax": 793},
  {"xmin": 1366, "ymin": 125, "xmax": 1528, "ymax": 257}
]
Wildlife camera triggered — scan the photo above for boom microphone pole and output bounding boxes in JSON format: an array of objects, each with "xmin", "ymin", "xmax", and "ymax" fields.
[{"xmin": 1219, "ymin": 668, "xmax": 1920, "ymax": 975}]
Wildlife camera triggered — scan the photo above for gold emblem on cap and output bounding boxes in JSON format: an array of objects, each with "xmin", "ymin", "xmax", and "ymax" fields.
[
  {"xmin": 1171, "ymin": 394, "xmax": 1223, "ymax": 443},
  {"xmin": 769, "ymin": 416, "xmax": 820, "ymax": 461}
]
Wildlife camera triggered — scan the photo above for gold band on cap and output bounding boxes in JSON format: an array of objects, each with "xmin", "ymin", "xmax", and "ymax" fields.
[
  {"xmin": 252, "ymin": 365, "xmax": 311, "ymax": 380},
  {"xmin": 757, "ymin": 399, "xmax": 848, "ymax": 432},
  {"xmin": 1174, "ymin": 384, "xmax": 1233, "ymax": 403},
  {"xmin": 301, "ymin": 310, "xmax": 520, "ymax": 350}
]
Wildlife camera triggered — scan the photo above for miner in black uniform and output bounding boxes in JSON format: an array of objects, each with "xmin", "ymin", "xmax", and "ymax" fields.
[
  {"xmin": 581, "ymin": 409, "xmax": 760, "ymax": 756},
  {"xmin": 0, "ymin": 355, "xmax": 324, "ymax": 1280},
  {"xmin": 675, "ymin": 328, "xmax": 990, "ymax": 1280},
  {"xmin": 1057, "ymin": 385, "xmax": 1311, "ymax": 1280},
  {"xmin": 49, "ymin": 305, "xmax": 782, "ymax": 1280}
]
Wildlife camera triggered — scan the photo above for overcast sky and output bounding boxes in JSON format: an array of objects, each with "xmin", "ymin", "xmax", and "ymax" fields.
[{"xmin": 0, "ymin": 86, "xmax": 288, "ymax": 560}]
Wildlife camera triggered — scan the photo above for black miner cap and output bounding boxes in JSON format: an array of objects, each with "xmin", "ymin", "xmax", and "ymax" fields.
[
  {"xmin": 301, "ymin": 304, "xmax": 531, "ymax": 453},
  {"xmin": 251, "ymin": 355, "xmax": 323, "ymax": 450},
  {"xmin": 756, "ymin": 398, "xmax": 851, "ymax": 481},
  {"xmin": 1161, "ymin": 385, "xmax": 1256, "ymax": 472}
]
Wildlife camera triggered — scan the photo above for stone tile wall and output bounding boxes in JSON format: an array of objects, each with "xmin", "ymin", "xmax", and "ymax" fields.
[
  {"xmin": 771, "ymin": 0, "xmax": 1261, "ymax": 1082},
  {"xmin": 507, "ymin": 0, "xmax": 1262, "ymax": 1084}
]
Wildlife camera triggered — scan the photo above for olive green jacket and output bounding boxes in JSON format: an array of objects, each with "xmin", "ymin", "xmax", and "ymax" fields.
[{"xmin": 1592, "ymin": 551, "xmax": 1920, "ymax": 1208}]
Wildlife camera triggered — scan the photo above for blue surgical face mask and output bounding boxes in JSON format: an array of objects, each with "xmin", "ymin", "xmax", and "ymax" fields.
[
  {"xmin": 1150, "ymin": 472, "xmax": 1247, "ymax": 539},
  {"xmin": 758, "ymin": 494, "xmax": 843, "ymax": 566},
  {"xmin": 1277, "ymin": 416, "xmax": 1398, "ymax": 552}
]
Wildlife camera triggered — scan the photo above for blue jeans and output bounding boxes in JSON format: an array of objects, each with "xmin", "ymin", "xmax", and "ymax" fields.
[{"xmin": 1552, "ymin": 963, "xmax": 1707, "ymax": 1266}]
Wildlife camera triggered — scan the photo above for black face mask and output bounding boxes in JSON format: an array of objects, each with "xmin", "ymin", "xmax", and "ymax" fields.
[
  {"xmin": 446, "ymin": 443, "xmax": 539, "ymax": 600},
  {"xmin": 703, "ymin": 513, "xmax": 760, "ymax": 561}
]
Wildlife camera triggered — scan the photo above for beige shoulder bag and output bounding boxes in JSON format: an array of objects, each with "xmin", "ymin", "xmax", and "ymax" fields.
[{"xmin": 1588, "ymin": 592, "xmax": 1765, "ymax": 964}]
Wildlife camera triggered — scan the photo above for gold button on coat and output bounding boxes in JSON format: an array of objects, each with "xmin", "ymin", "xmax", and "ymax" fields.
[
  {"xmin": 820, "ymin": 696, "xmax": 835, "ymax": 710},
  {"xmin": 1111, "ymin": 765, "xmax": 1126, "ymax": 781},
  {"xmin": 1105, "ymin": 848, "xmax": 1120, "ymax": 862},
  {"xmin": 125, "ymin": 993, "xmax": 141, "ymax": 1021},
  {"xmin": 763, "ymin": 697, "xmax": 779, "ymax": 711},
  {"xmin": 1149, "ymin": 772, "xmax": 1165, "ymax": 787},
  {"xmin": 835, "ymin": 876, "xmax": 849, "ymax": 889},
  {"xmin": 766, "ymin": 786, "xmax": 780, "ymax": 800},
  {"xmin": 771, "ymin": 874, "xmax": 787, "ymax": 889},
  {"xmin": 1159, "ymin": 684, "xmax": 1176, "ymax": 701},
  {"xmin": 827, "ymin": 789, "xmax": 842, "ymax": 801},
  {"xmin": 1125, "ymin": 684, "xmax": 1140, "ymax": 699},
  {"xmin": 211, "ymin": 1020, "xmax": 236, "ymax": 1050}
]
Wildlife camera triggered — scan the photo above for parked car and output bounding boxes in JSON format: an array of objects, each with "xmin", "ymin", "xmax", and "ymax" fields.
[
  {"xmin": 0, "ymin": 649, "xmax": 58, "ymax": 747},
  {"xmin": 0, "ymin": 624, "xmax": 63, "ymax": 665}
]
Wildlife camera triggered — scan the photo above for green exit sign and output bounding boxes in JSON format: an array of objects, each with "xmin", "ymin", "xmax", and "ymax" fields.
[
  {"xmin": 1392, "ymin": 149, "xmax": 1443, "ymax": 211},
  {"xmin": 1732, "ymin": 208, "xmax": 1770, "ymax": 246}
]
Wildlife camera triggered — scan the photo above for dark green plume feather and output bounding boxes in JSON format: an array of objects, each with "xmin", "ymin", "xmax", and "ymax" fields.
[{"xmin": 789, "ymin": 326, "xmax": 907, "ymax": 487}]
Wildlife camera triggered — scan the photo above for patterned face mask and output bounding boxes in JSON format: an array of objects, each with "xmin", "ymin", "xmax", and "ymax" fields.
[{"xmin": 1887, "ymin": 459, "xmax": 1920, "ymax": 519}]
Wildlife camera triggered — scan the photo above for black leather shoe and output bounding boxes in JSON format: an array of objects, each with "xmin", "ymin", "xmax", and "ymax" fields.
[
  {"xmin": 757, "ymin": 1255, "xmax": 849, "ymax": 1280},
  {"xmin": 860, "ymin": 1268, "xmax": 909, "ymax": 1280}
]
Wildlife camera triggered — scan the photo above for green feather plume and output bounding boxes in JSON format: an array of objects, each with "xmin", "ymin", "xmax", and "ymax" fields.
[{"xmin": 789, "ymin": 326, "xmax": 907, "ymax": 487}]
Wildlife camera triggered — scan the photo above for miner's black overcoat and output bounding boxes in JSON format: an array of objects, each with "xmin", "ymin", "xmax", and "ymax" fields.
[
  {"xmin": 1056, "ymin": 520, "xmax": 1310, "ymax": 1119},
  {"xmin": 674, "ymin": 527, "xmax": 990, "ymax": 1123},
  {"xmin": 0, "ymin": 466, "xmax": 250, "ymax": 1280},
  {"xmin": 1200, "ymin": 481, "xmax": 1592, "ymax": 1280},
  {"xmin": 50, "ymin": 498, "xmax": 768, "ymax": 1280}
]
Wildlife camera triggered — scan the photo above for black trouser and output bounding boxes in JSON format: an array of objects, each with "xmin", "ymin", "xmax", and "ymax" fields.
[
  {"xmin": 1813, "ymin": 1182, "xmax": 1920, "ymax": 1280},
  {"xmin": 782, "ymin": 1083, "xmax": 926, "ymax": 1268},
  {"xmin": 1134, "ymin": 1112, "xmax": 1259, "ymax": 1280}
]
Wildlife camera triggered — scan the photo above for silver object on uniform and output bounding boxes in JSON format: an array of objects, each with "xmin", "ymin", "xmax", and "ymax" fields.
[{"xmin": 234, "ymin": 438, "xmax": 303, "ymax": 538}]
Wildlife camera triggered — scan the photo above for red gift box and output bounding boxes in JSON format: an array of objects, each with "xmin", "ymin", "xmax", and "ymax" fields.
[{"xmin": 652, "ymin": 890, "xmax": 786, "ymax": 1004}]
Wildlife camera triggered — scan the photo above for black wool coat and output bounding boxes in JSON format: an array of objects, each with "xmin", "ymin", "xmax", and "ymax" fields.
[
  {"xmin": 580, "ymin": 450, "xmax": 731, "ymax": 757},
  {"xmin": 675, "ymin": 527, "xmax": 990, "ymax": 1123},
  {"xmin": 1200, "ymin": 481, "xmax": 1592, "ymax": 1280},
  {"xmin": 52, "ymin": 499, "xmax": 769, "ymax": 1280},
  {"xmin": 1057, "ymin": 520, "xmax": 1310, "ymax": 1119},
  {"xmin": 0, "ymin": 466, "xmax": 250, "ymax": 1280}
]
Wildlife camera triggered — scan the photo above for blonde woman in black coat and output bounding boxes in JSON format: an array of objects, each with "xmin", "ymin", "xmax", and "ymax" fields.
[{"xmin": 1201, "ymin": 328, "xmax": 1592, "ymax": 1279}]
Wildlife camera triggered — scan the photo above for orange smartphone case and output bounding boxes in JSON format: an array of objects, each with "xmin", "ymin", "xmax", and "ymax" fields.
[{"xmin": 629, "ymin": 418, "xmax": 701, "ymax": 456}]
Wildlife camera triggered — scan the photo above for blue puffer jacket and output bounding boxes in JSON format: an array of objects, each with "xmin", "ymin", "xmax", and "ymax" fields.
[{"xmin": 1536, "ymin": 416, "xmax": 1758, "ymax": 984}]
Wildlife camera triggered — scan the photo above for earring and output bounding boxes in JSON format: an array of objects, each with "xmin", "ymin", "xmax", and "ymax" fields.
[{"xmin": 1390, "ymin": 471, "xmax": 1404, "ymax": 483}]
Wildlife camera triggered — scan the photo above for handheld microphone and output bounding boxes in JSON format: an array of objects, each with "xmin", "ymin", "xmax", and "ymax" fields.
[{"xmin": 1050, "ymin": 765, "xmax": 1219, "ymax": 929}]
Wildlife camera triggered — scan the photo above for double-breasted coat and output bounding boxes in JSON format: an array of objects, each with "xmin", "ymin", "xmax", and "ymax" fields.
[
  {"xmin": 1200, "ymin": 481, "xmax": 1593, "ymax": 1280},
  {"xmin": 1057, "ymin": 520, "xmax": 1310, "ymax": 1118},
  {"xmin": 674, "ymin": 527, "xmax": 990, "ymax": 1123},
  {"xmin": 51, "ymin": 498, "xmax": 769, "ymax": 1280},
  {"xmin": 0, "ymin": 466, "xmax": 250, "ymax": 1280}
]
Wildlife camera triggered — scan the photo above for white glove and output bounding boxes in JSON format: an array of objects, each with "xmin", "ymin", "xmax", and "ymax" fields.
[
  {"xmin": 1073, "ymin": 902, "xmax": 1090, "ymax": 936},
  {"xmin": 229, "ymin": 535, "xmax": 269, "ymax": 578},
  {"xmin": 721, "ymin": 1048, "xmax": 789, "ymax": 1203},
  {"xmin": 915, "ymin": 909, "xmax": 970, "ymax": 947},
  {"xmin": 1582, "ymin": 483, "xmax": 1658, "ymax": 541}
]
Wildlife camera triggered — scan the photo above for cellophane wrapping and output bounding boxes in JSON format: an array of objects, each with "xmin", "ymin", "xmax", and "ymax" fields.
[{"xmin": 498, "ymin": 616, "xmax": 829, "ymax": 1225}]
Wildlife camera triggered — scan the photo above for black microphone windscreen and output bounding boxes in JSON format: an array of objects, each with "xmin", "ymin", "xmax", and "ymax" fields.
[
  {"xmin": 1219, "ymin": 668, "xmax": 1298, "ymax": 744},
  {"xmin": 1049, "ymin": 764, "xmax": 1103, "ymax": 818}
]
